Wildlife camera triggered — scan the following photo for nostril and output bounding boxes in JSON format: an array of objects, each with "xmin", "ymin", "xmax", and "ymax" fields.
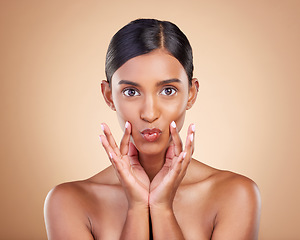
[
  {"xmin": 141, "ymin": 115, "xmax": 158, "ymax": 123},
  {"xmin": 140, "ymin": 109, "xmax": 159, "ymax": 123},
  {"xmin": 140, "ymin": 97, "xmax": 159, "ymax": 123}
]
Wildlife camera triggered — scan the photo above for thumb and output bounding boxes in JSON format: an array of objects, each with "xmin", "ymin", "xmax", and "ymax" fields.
[
  {"xmin": 128, "ymin": 142, "xmax": 138, "ymax": 157},
  {"xmin": 165, "ymin": 142, "xmax": 175, "ymax": 160},
  {"xmin": 120, "ymin": 121, "xmax": 131, "ymax": 156}
]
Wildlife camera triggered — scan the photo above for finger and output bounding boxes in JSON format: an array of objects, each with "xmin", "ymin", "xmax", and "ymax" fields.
[
  {"xmin": 100, "ymin": 136, "xmax": 135, "ymax": 187},
  {"xmin": 108, "ymin": 151, "xmax": 130, "ymax": 183},
  {"xmin": 128, "ymin": 142, "xmax": 140, "ymax": 166},
  {"xmin": 128, "ymin": 143, "xmax": 146, "ymax": 173},
  {"xmin": 128, "ymin": 142, "xmax": 138, "ymax": 157},
  {"xmin": 182, "ymin": 123, "xmax": 195, "ymax": 170},
  {"xmin": 165, "ymin": 142, "xmax": 176, "ymax": 167},
  {"xmin": 99, "ymin": 134, "xmax": 119, "ymax": 162},
  {"xmin": 101, "ymin": 122, "xmax": 121, "ymax": 156},
  {"xmin": 120, "ymin": 121, "xmax": 131, "ymax": 156},
  {"xmin": 99, "ymin": 135, "xmax": 123, "ymax": 178},
  {"xmin": 183, "ymin": 123, "xmax": 195, "ymax": 152},
  {"xmin": 110, "ymin": 152, "xmax": 140, "ymax": 190},
  {"xmin": 170, "ymin": 121, "xmax": 183, "ymax": 156},
  {"xmin": 167, "ymin": 151, "xmax": 186, "ymax": 183},
  {"xmin": 190, "ymin": 123, "xmax": 195, "ymax": 155}
]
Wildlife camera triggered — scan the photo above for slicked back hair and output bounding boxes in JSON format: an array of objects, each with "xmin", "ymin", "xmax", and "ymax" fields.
[{"xmin": 105, "ymin": 19, "xmax": 194, "ymax": 85}]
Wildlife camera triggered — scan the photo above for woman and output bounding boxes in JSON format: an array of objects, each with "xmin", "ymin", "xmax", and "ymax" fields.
[{"xmin": 44, "ymin": 19, "xmax": 261, "ymax": 240}]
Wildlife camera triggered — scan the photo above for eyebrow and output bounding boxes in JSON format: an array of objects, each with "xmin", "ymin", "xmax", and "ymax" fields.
[
  {"xmin": 118, "ymin": 78, "xmax": 182, "ymax": 87},
  {"xmin": 156, "ymin": 78, "xmax": 182, "ymax": 86},
  {"xmin": 118, "ymin": 80, "xmax": 140, "ymax": 87}
]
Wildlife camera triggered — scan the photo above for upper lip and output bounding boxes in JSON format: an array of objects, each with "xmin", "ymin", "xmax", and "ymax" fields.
[{"xmin": 141, "ymin": 128, "xmax": 162, "ymax": 135}]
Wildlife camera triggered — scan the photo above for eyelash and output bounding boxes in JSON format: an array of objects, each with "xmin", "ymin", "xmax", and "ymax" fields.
[
  {"xmin": 122, "ymin": 88, "xmax": 140, "ymax": 97},
  {"xmin": 122, "ymin": 86, "xmax": 178, "ymax": 97},
  {"xmin": 160, "ymin": 87, "xmax": 177, "ymax": 96}
]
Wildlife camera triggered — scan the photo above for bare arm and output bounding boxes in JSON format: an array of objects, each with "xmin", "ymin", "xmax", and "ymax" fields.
[
  {"xmin": 120, "ymin": 206, "xmax": 149, "ymax": 240},
  {"xmin": 150, "ymin": 207, "xmax": 185, "ymax": 239}
]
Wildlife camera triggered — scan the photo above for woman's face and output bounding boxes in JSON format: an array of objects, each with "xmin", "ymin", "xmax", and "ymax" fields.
[{"xmin": 104, "ymin": 49, "xmax": 197, "ymax": 155}]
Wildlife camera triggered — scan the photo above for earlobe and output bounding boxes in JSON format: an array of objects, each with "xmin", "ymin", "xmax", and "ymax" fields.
[
  {"xmin": 101, "ymin": 80, "xmax": 116, "ymax": 111},
  {"xmin": 186, "ymin": 78, "xmax": 199, "ymax": 110}
]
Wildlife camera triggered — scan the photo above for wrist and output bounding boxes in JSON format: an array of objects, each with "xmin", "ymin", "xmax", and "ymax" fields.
[
  {"xmin": 128, "ymin": 204, "xmax": 149, "ymax": 214},
  {"xmin": 149, "ymin": 204, "xmax": 173, "ymax": 216}
]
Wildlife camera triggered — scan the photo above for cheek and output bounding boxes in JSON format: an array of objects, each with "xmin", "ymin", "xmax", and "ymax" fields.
[
  {"xmin": 115, "ymin": 101, "xmax": 139, "ymax": 128},
  {"xmin": 165, "ymin": 109, "xmax": 186, "ymax": 134},
  {"xmin": 161, "ymin": 97, "xmax": 188, "ymax": 127},
  {"xmin": 115, "ymin": 103, "xmax": 143, "ymax": 148}
]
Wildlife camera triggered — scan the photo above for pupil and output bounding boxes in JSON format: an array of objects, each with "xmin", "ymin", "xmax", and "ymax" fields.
[
  {"xmin": 165, "ymin": 88, "xmax": 172, "ymax": 95},
  {"xmin": 128, "ymin": 89, "xmax": 135, "ymax": 96}
]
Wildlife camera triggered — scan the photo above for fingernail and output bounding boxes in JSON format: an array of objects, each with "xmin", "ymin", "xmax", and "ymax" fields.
[
  {"xmin": 99, "ymin": 135, "xmax": 102, "ymax": 143},
  {"xmin": 183, "ymin": 152, "xmax": 187, "ymax": 158},
  {"xmin": 109, "ymin": 152, "xmax": 112, "ymax": 159},
  {"xmin": 125, "ymin": 121, "xmax": 129, "ymax": 129},
  {"xmin": 171, "ymin": 121, "xmax": 176, "ymax": 128},
  {"xmin": 191, "ymin": 124, "xmax": 195, "ymax": 132},
  {"xmin": 190, "ymin": 134, "xmax": 193, "ymax": 142},
  {"xmin": 101, "ymin": 124, "xmax": 105, "ymax": 132}
]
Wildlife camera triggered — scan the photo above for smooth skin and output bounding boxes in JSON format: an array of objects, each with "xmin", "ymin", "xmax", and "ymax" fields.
[{"xmin": 44, "ymin": 49, "xmax": 261, "ymax": 240}]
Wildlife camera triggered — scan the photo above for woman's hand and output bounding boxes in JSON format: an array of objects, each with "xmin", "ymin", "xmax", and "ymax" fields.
[
  {"xmin": 148, "ymin": 122, "xmax": 195, "ymax": 210},
  {"xmin": 99, "ymin": 122, "xmax": 150, "ymax": 209}
]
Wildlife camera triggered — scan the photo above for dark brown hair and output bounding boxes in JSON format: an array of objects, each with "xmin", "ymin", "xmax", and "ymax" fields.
[{"xmin": 105, "ymin": 18, "xmax": 194, "ymax": 85}]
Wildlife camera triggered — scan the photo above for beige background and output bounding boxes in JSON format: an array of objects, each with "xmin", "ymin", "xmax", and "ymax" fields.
[{"xmin": 1, "ymin": 0, "xmax": 299, "ymax": 239}]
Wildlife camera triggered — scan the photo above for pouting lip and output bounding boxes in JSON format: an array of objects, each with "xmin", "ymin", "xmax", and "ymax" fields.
[{"xmin": 140, "ymin": 128, "xmax": 162, "ymax": 135}]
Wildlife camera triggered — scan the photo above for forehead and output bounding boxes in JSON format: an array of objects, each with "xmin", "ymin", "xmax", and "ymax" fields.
[{"xmin": 111, "ymin": 49, "xmax": 188, "ymax": 85}]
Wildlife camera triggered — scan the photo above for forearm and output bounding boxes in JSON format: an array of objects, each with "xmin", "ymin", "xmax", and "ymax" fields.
[
  {"xmin": 150, "ymin": 207, "xmax": 185, "ymax": 240},
  {"xmin": 120, "ymin": 206, "xmax": 150, "ymax": 240}
]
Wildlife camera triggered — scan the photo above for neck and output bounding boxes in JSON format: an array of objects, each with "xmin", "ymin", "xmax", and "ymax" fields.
[{"xmin": 138, "ymin": 151, "xmax": 166, "ymax": 182}]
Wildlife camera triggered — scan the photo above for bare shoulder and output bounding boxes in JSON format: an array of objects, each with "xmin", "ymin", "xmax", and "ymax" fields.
[
  {"xmin": 45, "ymin": 180, "xmax": 89, "ymax": 210},
  {"xmin": 188, "ymin": 159, "xmax": 260, "ymax": 203},
  {"xmin": 44, "ymin": 166, "xmax": 119, "ymax": 239},
  {"xmin": 212, "ymin": 171, "xmax": 261, "ymax": 239},
  {"xmin": 44, "ymin": 181, "xmax": 94, "ymax": 239},
  {"xmin": 211, "ymin": 169, "xmax": 261, "ymax": 211},
  {"xmin": 189, "ymin": 160, "xmax": 261, "ymax": 239},
  {"xmin": 45, "ymin": 166, "xmax": 119, "ymax": 212}
]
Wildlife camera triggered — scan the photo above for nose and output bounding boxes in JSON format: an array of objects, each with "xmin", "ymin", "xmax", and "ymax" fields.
[{"xmin": 140, "ymin": 94, "xmax": 160, "ymax": 123}]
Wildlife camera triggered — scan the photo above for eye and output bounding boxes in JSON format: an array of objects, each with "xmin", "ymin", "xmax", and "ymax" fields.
[
  {"xmin": 122, "ymin": 88, "xmax": 140, "ymax": 97},
  {"xmin": 160, "ymin": 87, "xmax": 177, "ymax": 96}
]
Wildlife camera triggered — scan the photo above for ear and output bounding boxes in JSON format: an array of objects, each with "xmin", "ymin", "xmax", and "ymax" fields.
[
  {"xmin": 101, "ymin": 80, "xmax": 116, "ymax": 111},
  {"xmin": 186, "ymin": 78, "xmax": 199, "ymax": 110}
]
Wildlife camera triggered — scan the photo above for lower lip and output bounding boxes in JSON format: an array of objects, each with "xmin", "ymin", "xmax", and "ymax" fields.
[{"xmin": 142, "ymin": 132, "xmax": 161, "ymax": 142}]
